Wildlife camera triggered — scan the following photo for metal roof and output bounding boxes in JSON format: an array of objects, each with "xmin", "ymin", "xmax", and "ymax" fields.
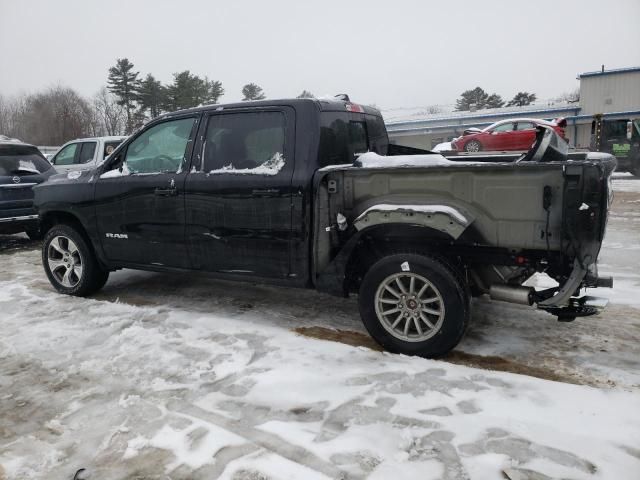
[
  {"xmin": 578, "ymin": 66, "xmax": 640, "ymax": 79},
  {"xmin": 385, "ymin": 106, "xmax": 581, "ymax": 131}
]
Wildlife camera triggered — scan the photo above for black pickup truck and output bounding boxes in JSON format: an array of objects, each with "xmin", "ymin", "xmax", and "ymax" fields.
[{"xmin": 34, "ymin": 98, "xmax": 616, "ymax": 357}]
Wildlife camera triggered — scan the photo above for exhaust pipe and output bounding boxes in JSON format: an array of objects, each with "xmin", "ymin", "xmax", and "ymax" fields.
[{"xmin": 489, "ymin": 285, "xmax": 534, "ymax": 306}]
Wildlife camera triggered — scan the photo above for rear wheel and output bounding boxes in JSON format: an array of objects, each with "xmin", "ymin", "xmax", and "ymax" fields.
[
  {"xmin": 630, "ymin": 162, "xmax": 640, "ymax": 178},
  {"xmin": 358, "ymin": 254, "xmax": 470, "ymax": 358},
  {"xmin": 42, "ymin": 224, "xmax": 109, "ymax": 296},
  {"xmin": 464, "ymin": 140, "xmax": 482, "ymax": 152}
]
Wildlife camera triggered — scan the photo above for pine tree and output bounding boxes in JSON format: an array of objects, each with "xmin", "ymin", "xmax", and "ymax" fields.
[
  {"xmin": 165, "ymin": 71, "xmax": 224, "ymax": 111},
  {"xmin": 206, "ymin": 79, "xmax": 224, "ymax": 105},
  {"xmin": 296, "ymin": 90, "xmax": 315, "ymax": 99},
  {"xmin": 138, "ymin": 74, "xmax": 166, "ymax": 119},
  {"xmin": 485, "ymin": 93, "xmax": 505, "ymax": 109},
  {"xmin": 242, "ymin": 83, "xmax": 266, "ymax": 101},
  {"xmin": 107, "ymin": 58, "xmax": 141, "ymax": 133},
  {"xmin": 455, "ymin": 87, "xmax": 489, "ymax": 111},
  {"xmin": 506, "ymin": 92, "xmax": 537, "ymax": 107},
  {"xmin": 455, "ymin": 87, "xmax": 505, "ymax": 110}
]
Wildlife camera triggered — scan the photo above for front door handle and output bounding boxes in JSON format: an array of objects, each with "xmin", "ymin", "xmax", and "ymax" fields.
[{"xmin": 154, "ymin": 187, "xmax": 177, "ymax": 196}]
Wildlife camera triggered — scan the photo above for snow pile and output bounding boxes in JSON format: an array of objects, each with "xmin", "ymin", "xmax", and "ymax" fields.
[
  {"xmin": 209, "ymin": 152, "xmax": 285, "ymax": 176},
  {"xmin": 432, "ymin": 141, "xmax": 453, "ymax": 152}
]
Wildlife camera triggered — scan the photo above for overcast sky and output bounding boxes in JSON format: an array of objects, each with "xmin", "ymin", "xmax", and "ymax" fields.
[{"xmin": 1, "ymin": 0, "xmax": 639, "ymax": 109}]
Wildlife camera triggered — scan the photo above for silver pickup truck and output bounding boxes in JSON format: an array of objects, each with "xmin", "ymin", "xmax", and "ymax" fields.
[
  {"xmin": 49, "ymin": 136, "xmax": 126, "ymax": 174},
  {"xmin": 34, "ymin": 98, "xmax": 615, "ymax": 357}
]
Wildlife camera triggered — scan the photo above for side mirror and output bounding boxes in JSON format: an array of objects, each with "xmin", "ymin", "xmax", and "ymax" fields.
[{"xmin": 627, "ymin": 121, "xmax": 633, "ymax": 140}]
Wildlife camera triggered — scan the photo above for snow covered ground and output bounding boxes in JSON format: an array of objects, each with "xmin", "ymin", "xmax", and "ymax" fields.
[{"xmin": 1, "ymin": 175, "xmax": 639, "ymax": 480}]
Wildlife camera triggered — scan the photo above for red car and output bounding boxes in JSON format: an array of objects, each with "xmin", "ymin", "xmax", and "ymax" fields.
[{"xmin": 452, "ymin": 118, "xmax": 567, "ymax": 152}]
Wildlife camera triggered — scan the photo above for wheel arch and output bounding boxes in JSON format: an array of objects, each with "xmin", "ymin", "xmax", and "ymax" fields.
[
  {"xmin": 315, "ymin": 221, "xmax": 475, "ymax": 297},
  {"xmin": 40, "ymin": 211, "xmax": 106, "ymax": 268}
]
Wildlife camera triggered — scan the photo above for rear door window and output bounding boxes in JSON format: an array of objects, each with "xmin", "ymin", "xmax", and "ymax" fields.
[
  {"xmin": 516, "ymin": 122, "xmax": 535, "ymax": 131},
  {"xmin": 78, "ymin": 142, "xmax": 97, "ymax": 163},
  {"xmin": 203, "ymin": 111, "xmax": 286, "ymax": 175}
]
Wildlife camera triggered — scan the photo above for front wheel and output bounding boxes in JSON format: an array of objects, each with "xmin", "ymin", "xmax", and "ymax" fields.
[
  {"xmin": 464, "ymin": 140, "xmax": 482, "ymax": 152},
  {"xmin": 42, "ymin": 224, "xmax": 109, "ymax": 296},
  {"xmin": 358, "ymin": 254, "xmax": 469, "ymax": 358}
]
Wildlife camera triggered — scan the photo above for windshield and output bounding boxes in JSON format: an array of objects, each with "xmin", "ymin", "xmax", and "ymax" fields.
[{"xmin": 0, "ymin": 145, "xmax": 52, "ymax": 176}]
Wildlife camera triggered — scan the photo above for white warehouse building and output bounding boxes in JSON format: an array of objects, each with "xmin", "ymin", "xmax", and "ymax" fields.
[{"xmin": 384, "ymin": 66, "xmax": 640, "ymax": 150}]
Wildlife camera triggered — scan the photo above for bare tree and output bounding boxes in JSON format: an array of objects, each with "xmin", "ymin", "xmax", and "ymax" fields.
[
  {"xmin": 0, "ymin": 94, "xmax": 27, "ymax": 140},
  {"xmin": 556, "ymin": 88, "xmax": 580, "ymax": 104},
  {"xmin": 94, "ymin": 87, "xmax": 126, "ymax": 136},
  {"xmin": 1, "ymin": 86, "xmax": 95, "ymax": 145}
]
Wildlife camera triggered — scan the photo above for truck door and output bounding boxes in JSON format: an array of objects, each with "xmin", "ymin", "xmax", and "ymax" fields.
[
  {"xmin": 94, "ymin": 115, "xmax": 199, "ymax": 268},
  {"xmin": 184, "ymin": 107, "xmax": 295, "ymax": 278}
]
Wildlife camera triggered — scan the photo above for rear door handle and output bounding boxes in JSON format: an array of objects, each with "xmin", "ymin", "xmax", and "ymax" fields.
[
  {"xmin": 252, "ymin": 188, "xmax": 280, "ymax": 195},
  {"xmin": 154, "ymin": 187, "xmax": 177, "ymax": 196}
]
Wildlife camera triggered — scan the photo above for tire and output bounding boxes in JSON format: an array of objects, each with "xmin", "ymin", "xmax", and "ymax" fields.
[
  {"xmin": 358, "ymin": 254, "xmax": 470, "ymax": 358},
  {"xmin": 42, "ymin": 224, "xmax": 109, "ymax": 296},
  {"xmin": 630, "ymin": 163, "xmax": 640, "ymax": 178},
  {"xmin": 464, "ymin": 140, "xmax": 482, "ymax": 152}
]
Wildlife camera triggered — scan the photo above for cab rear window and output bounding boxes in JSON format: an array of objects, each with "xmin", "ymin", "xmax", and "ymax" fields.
[
  {"xmin": 319, "ymin": 112, "xmax": 388, "ymax": 167},
  {"xmin": 0, "ymin": 145, "xmax": 52, "ymax": 176}
]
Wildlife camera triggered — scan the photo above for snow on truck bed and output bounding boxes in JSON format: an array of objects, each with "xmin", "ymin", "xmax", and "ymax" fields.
[{"xmin": 355, "ymin": 151, "xmax": 486, "ymax": 168}]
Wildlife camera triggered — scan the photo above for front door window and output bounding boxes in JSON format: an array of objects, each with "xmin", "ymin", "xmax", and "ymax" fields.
[
  {"xmin": 53, "ymin": 144, "xmax": 78, "ymax": 166},
  {"xmin": 124, "ymin": 118, "xmax": 196, "ymax": 174}
]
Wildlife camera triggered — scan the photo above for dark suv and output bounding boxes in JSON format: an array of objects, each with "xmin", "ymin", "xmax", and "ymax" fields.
[{"xmin": 0, "ymin": 141, "xmax": 56, "ymax": 239}]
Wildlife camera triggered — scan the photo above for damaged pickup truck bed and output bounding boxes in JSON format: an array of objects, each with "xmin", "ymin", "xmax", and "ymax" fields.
[{"xmin": 34, "ymin": 98, "xmax": 616, "ymax": 357}]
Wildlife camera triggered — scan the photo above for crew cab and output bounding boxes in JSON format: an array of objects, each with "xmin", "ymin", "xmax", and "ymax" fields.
[
  {"xmin": 34, "ymin": 98, "xmax": 615, "ymax": 357},
  {"xmin": 49, "ymin": 136, "xmax": 126, "ymax": 173}
]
